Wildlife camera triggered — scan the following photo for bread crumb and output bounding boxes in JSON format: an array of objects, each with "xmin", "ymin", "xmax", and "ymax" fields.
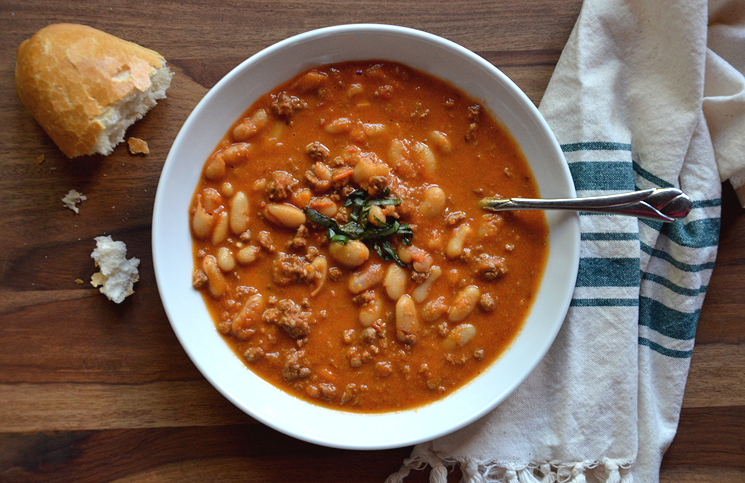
[
  {"xmin": 74, "ymin": 278, "xmax": 84, "ymax": 284},
  {"xmin": 37, "ymin": 154, "xmax": 45, "ymax": 163},
  {"xmin": 127, "ymin": 137, "xmax": 150, "ymax": 155},
  {"xmin": 62, "ymin": 189, "xmax": 87, "ymax": 213},
  {"xmin": 90, "ymin": 236, "xmax": 140, "ymax": 303}
]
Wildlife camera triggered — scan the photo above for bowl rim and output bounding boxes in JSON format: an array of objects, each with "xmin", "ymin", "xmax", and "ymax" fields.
[{"xmin": 152, "ymin": 23, "xmax": 580, "ymax": 450}]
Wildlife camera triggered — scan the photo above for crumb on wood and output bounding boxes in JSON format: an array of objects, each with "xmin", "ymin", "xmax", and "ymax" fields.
[
  {"xmin": 37, "ymin": 155, "xmax": 45, "ymax": 164},
  {"xmin": 127, "ymin": 137, "xmax": 150, "ymax": 155},
  {"xmin": 62, "ymin": 189, "xmax": 87, "ymax": 214}
]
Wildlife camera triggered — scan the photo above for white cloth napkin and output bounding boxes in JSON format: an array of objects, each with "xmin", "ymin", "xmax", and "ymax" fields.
[{"xmin": 388, "ymin": 0, "xmax": 745, "ymax": 481}]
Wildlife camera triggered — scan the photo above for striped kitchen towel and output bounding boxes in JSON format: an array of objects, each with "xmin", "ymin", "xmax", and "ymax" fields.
[{"xmin": 388, "ymin": 0, "xmax": 745, "ymax": 481}]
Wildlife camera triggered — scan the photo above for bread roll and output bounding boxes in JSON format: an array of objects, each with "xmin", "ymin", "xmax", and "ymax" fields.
[{"xmin": 15, "ymin": 23, "xmax": 173, "ymax": 158}]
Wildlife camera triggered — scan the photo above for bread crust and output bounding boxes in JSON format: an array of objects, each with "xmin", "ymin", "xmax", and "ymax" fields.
[{"xmin": 15, "ymin": 23, "xmax": 169, "ymax": 158}]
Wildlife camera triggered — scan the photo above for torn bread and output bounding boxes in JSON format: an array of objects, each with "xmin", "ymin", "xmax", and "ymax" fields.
[
  {"xmin": 90, "ymin": 235, "xmax": 140, "ymax": 304},
  {"xmin": 15, "ymin": 23, "xmax": 173, "ymax": 158}
]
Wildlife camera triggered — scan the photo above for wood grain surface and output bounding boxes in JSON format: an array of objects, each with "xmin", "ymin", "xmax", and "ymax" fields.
[{"xmin": 1, "ymin": 1, "xmax": 743, "ymax": 481}]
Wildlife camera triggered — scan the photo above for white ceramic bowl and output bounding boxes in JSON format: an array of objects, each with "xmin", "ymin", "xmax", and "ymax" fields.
[{"xmin": 153, "ymin": 24, "xmax": 579, "ymax": 450}]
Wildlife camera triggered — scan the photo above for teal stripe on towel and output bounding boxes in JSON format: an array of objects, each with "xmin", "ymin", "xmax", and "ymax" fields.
[
  {"xmin": 582, "ymin": 232, "xmax": 639, "ymax": 241},
  {"xmin": 640, "ymin": 243, "xmax": 716, "ymax": 271},
  {"xmin": 641, "ymin": 272, "xmax": 708, "ymax": 297},
  {"xmin": 692, "ymin": 198, "xmax": 722, "ymax": 209},
  {"xmin": 571, "ymin": 298, "xmax": 638, "ymax": 307},
  {"xmin": 641, "ymin": 218, "xmax": 721, "ymax": 248},
  {"xmin": 576, "ymin": 258, "xmax": 640, "ymax": 287},
  {"xmin": 639, "ymin": 296, "xmax": 699, "ymax": 340},
  {"xmin": 632, "ymin": 162, "xmax": 674, "ymax": 188},
  {"xmin": 561, "ymin": 142, "xmax": 632, "ymax": 152},
  {"xmin": 638, "ymin": 337, "xmax": 692, "ymax": 358},
  {"xmin": 568, "ymin": 162, "xmax": 637, "ymax": 191}
]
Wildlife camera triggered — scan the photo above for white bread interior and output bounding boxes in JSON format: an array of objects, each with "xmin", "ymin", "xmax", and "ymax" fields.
[{"xmin": 15, "ymin": 23, "xmax": 173, "ymax": 158}]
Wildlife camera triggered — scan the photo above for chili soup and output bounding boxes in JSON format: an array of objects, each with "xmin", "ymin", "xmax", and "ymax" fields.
[{"xmin": 189, "ymin": 60, "xmax": 548, "ymax": 412}]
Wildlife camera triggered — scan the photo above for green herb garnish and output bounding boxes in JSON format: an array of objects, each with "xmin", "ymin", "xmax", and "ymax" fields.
[{"xmin": 304, "ymin": 189, "xmax": 412, "ymax": 267}]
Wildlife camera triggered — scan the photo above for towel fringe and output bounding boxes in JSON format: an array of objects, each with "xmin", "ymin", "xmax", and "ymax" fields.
[{"xmin": 386, "ymin": 455, "xmax": 634, "ymax": 483}]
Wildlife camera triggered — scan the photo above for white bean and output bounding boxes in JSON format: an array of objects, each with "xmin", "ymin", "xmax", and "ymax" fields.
[
  {"xmin": 411, "ymin": 141, "xmax": 436, "ymax": 175},
  {"xmin": 346, "ymin": 83, "xmax": 364, "ymax": 97},
  {"xmin": 368, "ymin": 205, "xmax": 386, "ymax": 226},
  {"xmin": 353, "ymin": 155, "xmax": 390, "ymax": 185},
  {"xmin": 448, "ymin": 285, "xmax": 481, "ymax": 322},
  {"xmin": 237, "ymin": 245, "xmax": 260, "ymax": 265},
  {"xmin": 329, "ymin": 240, "xmax": 369, "ymax": 267},
  {"xmin": 348, "ymin": 264, "xmax": 384, "ymax": 294},
  {"xmin": 265, "ymin": 203, "xmax": 307, "ymax": 228},
  {"xmin": 232, "ymin": 294, "xmax": 264, "ymax": 339},
  {"xmin": 201, "ymin": 188, "xmax": 222, "ymax": 212},
  {"xmin": 216, "ymin": 247, "xmax": 236, "ymax": 272},
  {"xmin": 324, "ymin": 117, "xmax": 352, "ymax": 134},
  {"xmin": 395, "ymin": 294, "xmax": 419, "ymax": 344},
  {"xmin": 310, "ymin": 197, "xmax": 337, "ymax": 218},
  {"xmin": 363, "ymin": 123, "xmax": 387, "ymax": 136},
  {"xmin": 444, "ymin": 323, "xmax": 477, "ymax": 350},
  {"xmin": 192, "ymin": 195, "xmax": 214, "ymax": 240},
  {"xmin": 220, "ymin": 182, "xmax": 234, "ymax": 197},
  {"xmin": 211, "ymin": 210, "xmax": 229, "ymax": 246},
  {"xmin": 388, "ymin": 138, "xmax": 408, "ymax": 167},
  {"xmin": 429, "ymin": 130, "xmax": 452, "ymax": 153},
  {"xmin": 202, "ymin": 255, "xmax": 227, "ymax": 298},
  {"xmin": 418, "ymin": 186, "xmax": 446, "ymax": 217},
  {"xmin": 421, "ymin": 296, "xmax": 448, "ymax": 322},
  {"xmin": 309, "ymin": 256, "xmax": 328, "ymax": 296},
  {"xmin": 412, "ymin": 265, "xmax": 442, "ymax": 303},
  {"xmin": 290, "ymin": 188, "xmax": 312, "ymax": 208},
  {"xmin": 314, "ymin": 162, "xmax": 333, "ymax": 181},
  {"xmin": 295, "ymin": 72, "xmax": 327, "ymax": 92},
  {"xmin": 230, "ymin": 191, "xmax": 250, "ymax": 235},
  {"xmin": 446, "ymin": 224, "xmax": 473, "ymax": 259},
  {"xmin": 251, "ymin": 109, "xmax": 268, "ymax": 129},
  {"xmin": 383, "ymin": 263, "xmax": 408, "ymax": 301},
  {"xmin": 359, "ymin": 296, "xmax": 384, "ymax": 327},
  {"xmin": 233, "ymin": 120, "xmax": 259, "ymax": 142},
  {"xmin": 220, "ymin": 143, "xmax": 252, "ymax": 164},
  {"xmin": 397, "ymin": 245, "xmax": 413, "ymax": 264},
  {"xmin": 205, "ymin": 154, "xmax": 226, "ymax": 180}
]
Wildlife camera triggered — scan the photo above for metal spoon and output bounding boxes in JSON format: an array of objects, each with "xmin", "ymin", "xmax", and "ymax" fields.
[{"xmin": 479, "ymin": 187, "xmax": 692, "ymax": 222}]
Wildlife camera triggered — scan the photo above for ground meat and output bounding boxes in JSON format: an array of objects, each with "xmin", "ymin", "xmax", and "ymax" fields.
[
  {"xmin": 465, "ymin": 104, "xmax": 482, "ymax": 141},
  {"xmin": 446, "ymin": 212, "xmax": 467, "ymax": 225},
  {"xmin": 328, "ymin": 267, "xmax": 342, "ymax": 281},
  {"xmin": 192, "ymin": 269, "xmax": 208, "ymax": 288},
  {"xmin": 375, "ymin": 361, "xmax": 392, "ymax": 377},
  {"xmin": 319, "ymin": 383, "xmax": 336, "ymax": 401},
  {"xmin": 264, "ymin": 299, "xmax": 313, "ymax": 339},
  {"xmin": 467, "ymin": 104, "xmax": 482, "ymax": 121},
  {"xmin": 367, "ymin": 175, "xmax": 389, "ymax": 197},
  {"xmin": 411, "ymin": 271, "xmax": 429, "ymax": 284},
  {"xmin": 266, "ymin": 171, "xmax": 298, "ymax": 201},
  {"xmin": 258, "ymin": 231, "xmax": 276, "ymax": 253},
  {"xmin": 352, "ymin": 290, "xmax": 376, "ymax": 304},
  {"xmin": 340, "ymin": 185, "xmax": 357, "ymax": 198},
  {"xmin": 305, "ymin": 141, "xmax": 330, "ymax": 161},
  {"xmin": 304, "ymin": 169, "xmax": 331, "ymax": 193},
  {"xmin": 282, "ymin": 349, "xmax": 311, "ymax": 380},
  {"xmin": 272, "ymin": 252, "xmax": 312, "ymax": 285},
  {"xmin": 475, "ymin": 253, "xmax": 508, "ymax": 280},
  {"xmin": 479, "ymin": 292, "xmax": 496, "ymax": 311},
  {"xmin": 270, "ymin": 92, "xmax": 307, "ymax": 120},
  {"xmin": 359, "ymin": 327, "xmax": 377, "ymax": 342},
  {"xmin": 287, "ymin": 224, "xmax": 309, "ymax": 250},
  {"xmin": 244, "ymin": 346, "xmax": 264, "ymax": 362}
]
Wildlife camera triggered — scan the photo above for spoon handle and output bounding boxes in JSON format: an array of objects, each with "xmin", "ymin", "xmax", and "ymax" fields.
[{"xmin": 479, "ymin": 188, "xmax": 692, "ymax": 222}]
